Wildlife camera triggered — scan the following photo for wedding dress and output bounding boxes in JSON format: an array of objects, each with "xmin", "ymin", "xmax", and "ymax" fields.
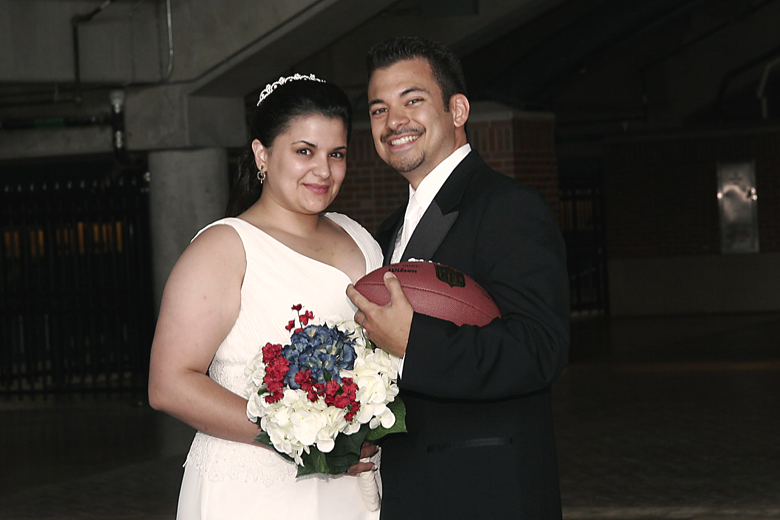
[{"xmin": 176, "ymin": 213, "xmax": 383, "ymax": 520}]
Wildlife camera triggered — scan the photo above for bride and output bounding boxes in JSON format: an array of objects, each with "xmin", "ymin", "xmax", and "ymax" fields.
[{"xmin": 148, "ymin": 74, "xmax": 383, "ymax": 519}]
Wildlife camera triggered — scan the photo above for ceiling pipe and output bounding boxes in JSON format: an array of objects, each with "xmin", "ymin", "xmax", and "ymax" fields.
[
  {"xmin": 0, "ymin": 90, "xmax": 132, "ymax": 163},
  {"xmin": 71, "ymin": 0, "xmax": 118, "ymax": 105},
  {"xmin": 163, "ymin": 0, "xmax": 174, "ymax": 81},
  {"xmin": 756, "ymin": 56, "xmax": 780, "ymax": 119},
  {"xmin": 714, "ymin": 44, "xmax": 780, "ymax": 120},
  {"xmin": 0, "ymin": 114, "xmax": 111, "ymax": 130}
]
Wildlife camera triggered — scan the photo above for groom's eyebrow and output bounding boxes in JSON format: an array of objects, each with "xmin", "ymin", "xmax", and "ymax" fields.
[
  {"xmin": 401, "ymin": 87, "xmax": 426, "ymax": 97},
  {"xmin": 368, "ymin": 87, "xmax": 427, "ymax": 108}
]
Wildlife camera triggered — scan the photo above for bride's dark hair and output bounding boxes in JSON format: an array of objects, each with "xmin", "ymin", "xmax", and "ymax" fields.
[{"xmin": 226, "ymin": 78, "xmax": 353, "ymax": 217}]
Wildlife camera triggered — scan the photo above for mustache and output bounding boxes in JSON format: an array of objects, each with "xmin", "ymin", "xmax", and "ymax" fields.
[{"xmin": 381, "ymin": 127, "xmax": 423, "ymax": 144}]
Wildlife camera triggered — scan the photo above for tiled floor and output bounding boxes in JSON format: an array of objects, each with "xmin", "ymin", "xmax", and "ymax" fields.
[{"xmin": 1, "ymin": 313, "xmax": 779, "ymax": 520}]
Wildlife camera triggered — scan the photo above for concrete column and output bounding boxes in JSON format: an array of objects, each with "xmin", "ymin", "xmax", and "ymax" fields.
[{"xmin": 149, "ymin": 147, "xmax": 230, "ymax": 309}]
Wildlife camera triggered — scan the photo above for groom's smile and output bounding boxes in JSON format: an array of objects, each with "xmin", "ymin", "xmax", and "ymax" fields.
[{"xmin": 387, "ymin": 134, "xmax": 420, "ymax": 147}]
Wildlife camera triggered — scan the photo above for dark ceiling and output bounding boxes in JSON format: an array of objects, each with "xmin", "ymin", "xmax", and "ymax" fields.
[{"xmin": 460, "ymin": 0, "xmax": 780, "ymax": 131}]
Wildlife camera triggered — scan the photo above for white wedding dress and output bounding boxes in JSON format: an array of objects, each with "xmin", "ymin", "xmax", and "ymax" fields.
[{"xmin": 176, "ymin": 213, "xmax": 383, "ymax": 520}]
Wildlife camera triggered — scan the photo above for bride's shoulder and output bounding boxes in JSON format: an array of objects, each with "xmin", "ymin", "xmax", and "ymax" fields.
[
  {"xmin": 192, "ymin": 217, "xmax": 246, "ymax": 240},
  {"xmin": 189, "ymin": 219, "xmax": 246, "ymax": 258},
  {"xmin": 323, "ymin": 212, "xmax": 366, "ymax": 233},
  {"xmin": 324, "ymin": 212, "xmax": 376, "ymax": 243},
  {"xmin": 323, "ymin": 212, "xmax": 382, "ymax": 269},
  {"xmin": 169, "ymin": 220, "xmax": 246, "ymax": 292}
]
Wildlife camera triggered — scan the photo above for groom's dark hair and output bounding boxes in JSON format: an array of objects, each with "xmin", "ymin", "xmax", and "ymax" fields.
[{"xmin": 366, "ymin": 36, "xmax": 467, "ymax": 111}]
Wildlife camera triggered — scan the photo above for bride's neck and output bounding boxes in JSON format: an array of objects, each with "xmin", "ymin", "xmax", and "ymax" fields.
[{"xmin": 243, "ymin": 200, "xmax": 323, "ymax": 237}]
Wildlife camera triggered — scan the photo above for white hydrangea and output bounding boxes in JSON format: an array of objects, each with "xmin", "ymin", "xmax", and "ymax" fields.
[
  {"xmin": 245, "ymin": 350, "xmax": 266, "ymax": 391},
  {"xmin": 342, "ymin": 339, "xmax": 401, "ymax": 430}
]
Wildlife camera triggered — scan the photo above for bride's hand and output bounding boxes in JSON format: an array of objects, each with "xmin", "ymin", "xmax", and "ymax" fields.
[{"xmin": 345, "ymin": 441, "xmax": 378, "ymax": 476}]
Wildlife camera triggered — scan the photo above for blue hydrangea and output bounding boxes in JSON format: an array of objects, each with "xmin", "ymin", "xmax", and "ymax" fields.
[{"xmin": 282, "ymin": 323, "xmax": 357, "ymax": 388}]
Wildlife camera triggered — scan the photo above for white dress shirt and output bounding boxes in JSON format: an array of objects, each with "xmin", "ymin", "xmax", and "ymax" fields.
[
  {"xmin": 390, "ymin": 143, "xmax": 471, "ymax": 375},
  {"xmin": 390, "ymin": 143, "xmax": 471, "ymax": 264}
]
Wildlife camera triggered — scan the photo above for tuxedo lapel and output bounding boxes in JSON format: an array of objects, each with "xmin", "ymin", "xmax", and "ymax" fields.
[
  {"xmin": 400, "ymin": 201, "xmax": 457, "ymax": 261},
  {"xmin": 378, "ymin": 206, "xmax": 405, "ymax": 266},
  {"xmin": 400, "ymin": 151, "xmax": 485, "ymax": 262},
  {"xmin": 379, "ymin": 150, "xmax": 487, "ymax": 264}
]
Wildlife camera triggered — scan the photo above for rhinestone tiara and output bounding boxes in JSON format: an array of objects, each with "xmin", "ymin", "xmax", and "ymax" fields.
[{"xmin": 256, "ymin": 73, "xmax": 325, "ymax": 106}]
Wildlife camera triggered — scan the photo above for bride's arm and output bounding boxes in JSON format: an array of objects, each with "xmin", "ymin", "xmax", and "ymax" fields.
[{"xmin": 148, "ymin": 225, "xmax": 265, "ymax": 446}]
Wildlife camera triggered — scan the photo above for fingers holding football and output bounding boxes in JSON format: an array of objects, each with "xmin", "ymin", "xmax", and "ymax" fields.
[
  {"xmin": 347, "ymin": 275, "xmax": 412, "ymax": 358},
  {"xmin": 383, "ymin": 271, "xmax": 411, "ymax": 307},
  {"xmin": 347, "ymin": 284, "xmax": 374, "ymax": 314}
]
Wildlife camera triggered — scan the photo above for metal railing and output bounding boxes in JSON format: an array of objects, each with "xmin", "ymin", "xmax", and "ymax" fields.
[
  {"xmin": 1, "ymin": 163, "xmax": 154, "ymax": 397},
  {"xmin": 559, "ymin": 163, "xmax": 609, "ymax": 315}
]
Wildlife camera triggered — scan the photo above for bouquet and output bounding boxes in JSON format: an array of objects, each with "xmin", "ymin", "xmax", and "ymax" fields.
[{"xmin": 246, "ymin": 304, "xmax": 405, "ymax": 488}]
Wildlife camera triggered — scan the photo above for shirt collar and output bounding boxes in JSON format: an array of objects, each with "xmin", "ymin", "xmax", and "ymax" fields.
[{"xmin": 409, "ymin": 143, "xmax": 471, "ymax": 211}]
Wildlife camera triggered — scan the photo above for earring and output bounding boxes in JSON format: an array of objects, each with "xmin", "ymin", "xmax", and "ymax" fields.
[{"xmin": 257, "ymin": 166, "xmax": 267, "ymax": 184}]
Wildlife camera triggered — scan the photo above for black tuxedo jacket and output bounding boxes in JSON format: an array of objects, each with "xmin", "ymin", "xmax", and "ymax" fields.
[{"xmin": 377, "ymin": 151, "xmax": 569, "ymax": 520}]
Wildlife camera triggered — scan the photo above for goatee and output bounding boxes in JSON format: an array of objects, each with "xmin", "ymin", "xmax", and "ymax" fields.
[{"xmin": 388, "ymin": 153, "xmax": 424, "ymax": 174}]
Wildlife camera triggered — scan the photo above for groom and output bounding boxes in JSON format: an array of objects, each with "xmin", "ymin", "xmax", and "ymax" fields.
[{"xmin": 347, "ymin": 36, "xmax": 570, "ymax": 519}]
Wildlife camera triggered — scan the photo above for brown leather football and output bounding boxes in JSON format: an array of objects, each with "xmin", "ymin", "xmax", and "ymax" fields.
[{"xmin": 354, "ymin": 261, "xmax": 501, "ymax": 327}]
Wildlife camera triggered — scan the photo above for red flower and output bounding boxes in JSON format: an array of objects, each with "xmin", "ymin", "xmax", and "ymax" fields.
[
  {"xmin": 261, "ymin": 344, "xmax": 290, "ymax": 404},
  {"xmin": 268, "ymin": 357, "xmax": 289, "ymax": 378},
  {"xmin": 341, "ymin": 377, "xmax": 357, "ymax": 398},
  {"xmin": 300, "ymin": 310, "xmax": 315, "ymax": 326},
  {"xmin": 264, "ymin": 378, "xmax": 284, "ymax": 393},
  {"xmin": 265, "ymin": 389, "xmax": 284, "ymax": 404},
  {"xmin": 292, "ymin": 304, "xmax": 303, "ymax": 311},
  {"xmin": 334, "ymin": 394, "xmax": 351, "ymax": 408},
  {"xmin": 295, "ymin": 370, "xmax": 315, "ymax": 393},
  {"xmin": 325, "ymin": 380, "xmax": 340, "ymax": 397},
  {"xmin": 262, "ymin": 343, "xmax": 282, "ymax": 363},
  {"xmin": 285, "ymin": 320, "xmax": 295, "ymax": 332},
  {"xmin": 295, "ymin": 369, "xmax": 312, "ymax": 386},
  {"xmin": 345, "ymin": 402, "xmax": 360, "ymax": 421}
]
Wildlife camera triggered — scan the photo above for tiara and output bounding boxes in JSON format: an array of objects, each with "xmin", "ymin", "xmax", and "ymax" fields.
[{"xmin": 256, "ymin": 73, "xmax": 325, "ymax": 106}]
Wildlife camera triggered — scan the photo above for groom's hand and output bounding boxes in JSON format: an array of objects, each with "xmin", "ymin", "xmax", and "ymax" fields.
[{"xmin": 347, "ymin": 271, "xmax": 412, "ymax": 358}]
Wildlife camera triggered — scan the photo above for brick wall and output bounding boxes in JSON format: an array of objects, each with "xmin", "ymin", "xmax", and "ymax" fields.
[
  {"xmin": 329, "ymin": 112, "xmax": 559, "ymax": 235},
  {"xmin": 604, "ymin": 131, "xmax": 780, "ymax": 259}
]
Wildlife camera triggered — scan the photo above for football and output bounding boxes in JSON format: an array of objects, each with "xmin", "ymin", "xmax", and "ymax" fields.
[{"xmin": 354, "ymin": 261, "xmax": 501, "ymax": 327}]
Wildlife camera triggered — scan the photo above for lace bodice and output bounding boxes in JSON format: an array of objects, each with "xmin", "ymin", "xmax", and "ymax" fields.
[{"xmin": 181, "ymin": 213, "xmax": 383, "ymax": 484}]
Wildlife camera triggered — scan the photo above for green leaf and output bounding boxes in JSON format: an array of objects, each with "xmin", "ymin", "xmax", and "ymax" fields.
[
  {"xmin": 307, "ymin": 446, "xmax": 328, "ymax": 473},
  {"xmin": 365, "ymin": 399, "xmax": 407, "ymax": 441},
  {"xmin": 253, "ymin": 429, "xmax": 272, "ymax": 447},
  {"xmin": 323, "ymin": 427, "xmax": 367, "ymax": 474},
  {"xmin": 296, "ymin": 456, "xmax": 318, "ymax": 477}
]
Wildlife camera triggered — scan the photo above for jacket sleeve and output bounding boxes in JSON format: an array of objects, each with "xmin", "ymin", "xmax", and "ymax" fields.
[{"xmin": 399, "ymin": 185, "xmax": 570, "ymax": 400}]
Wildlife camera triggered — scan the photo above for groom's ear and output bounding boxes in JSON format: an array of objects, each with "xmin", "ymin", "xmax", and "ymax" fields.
[
  {"xmin": 449, "ymin": 94, "xmax": 470, "ymax": 129},
  {"xmin": 251, "ymin": 139, "xmax": 267, "ymax": 170}
]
